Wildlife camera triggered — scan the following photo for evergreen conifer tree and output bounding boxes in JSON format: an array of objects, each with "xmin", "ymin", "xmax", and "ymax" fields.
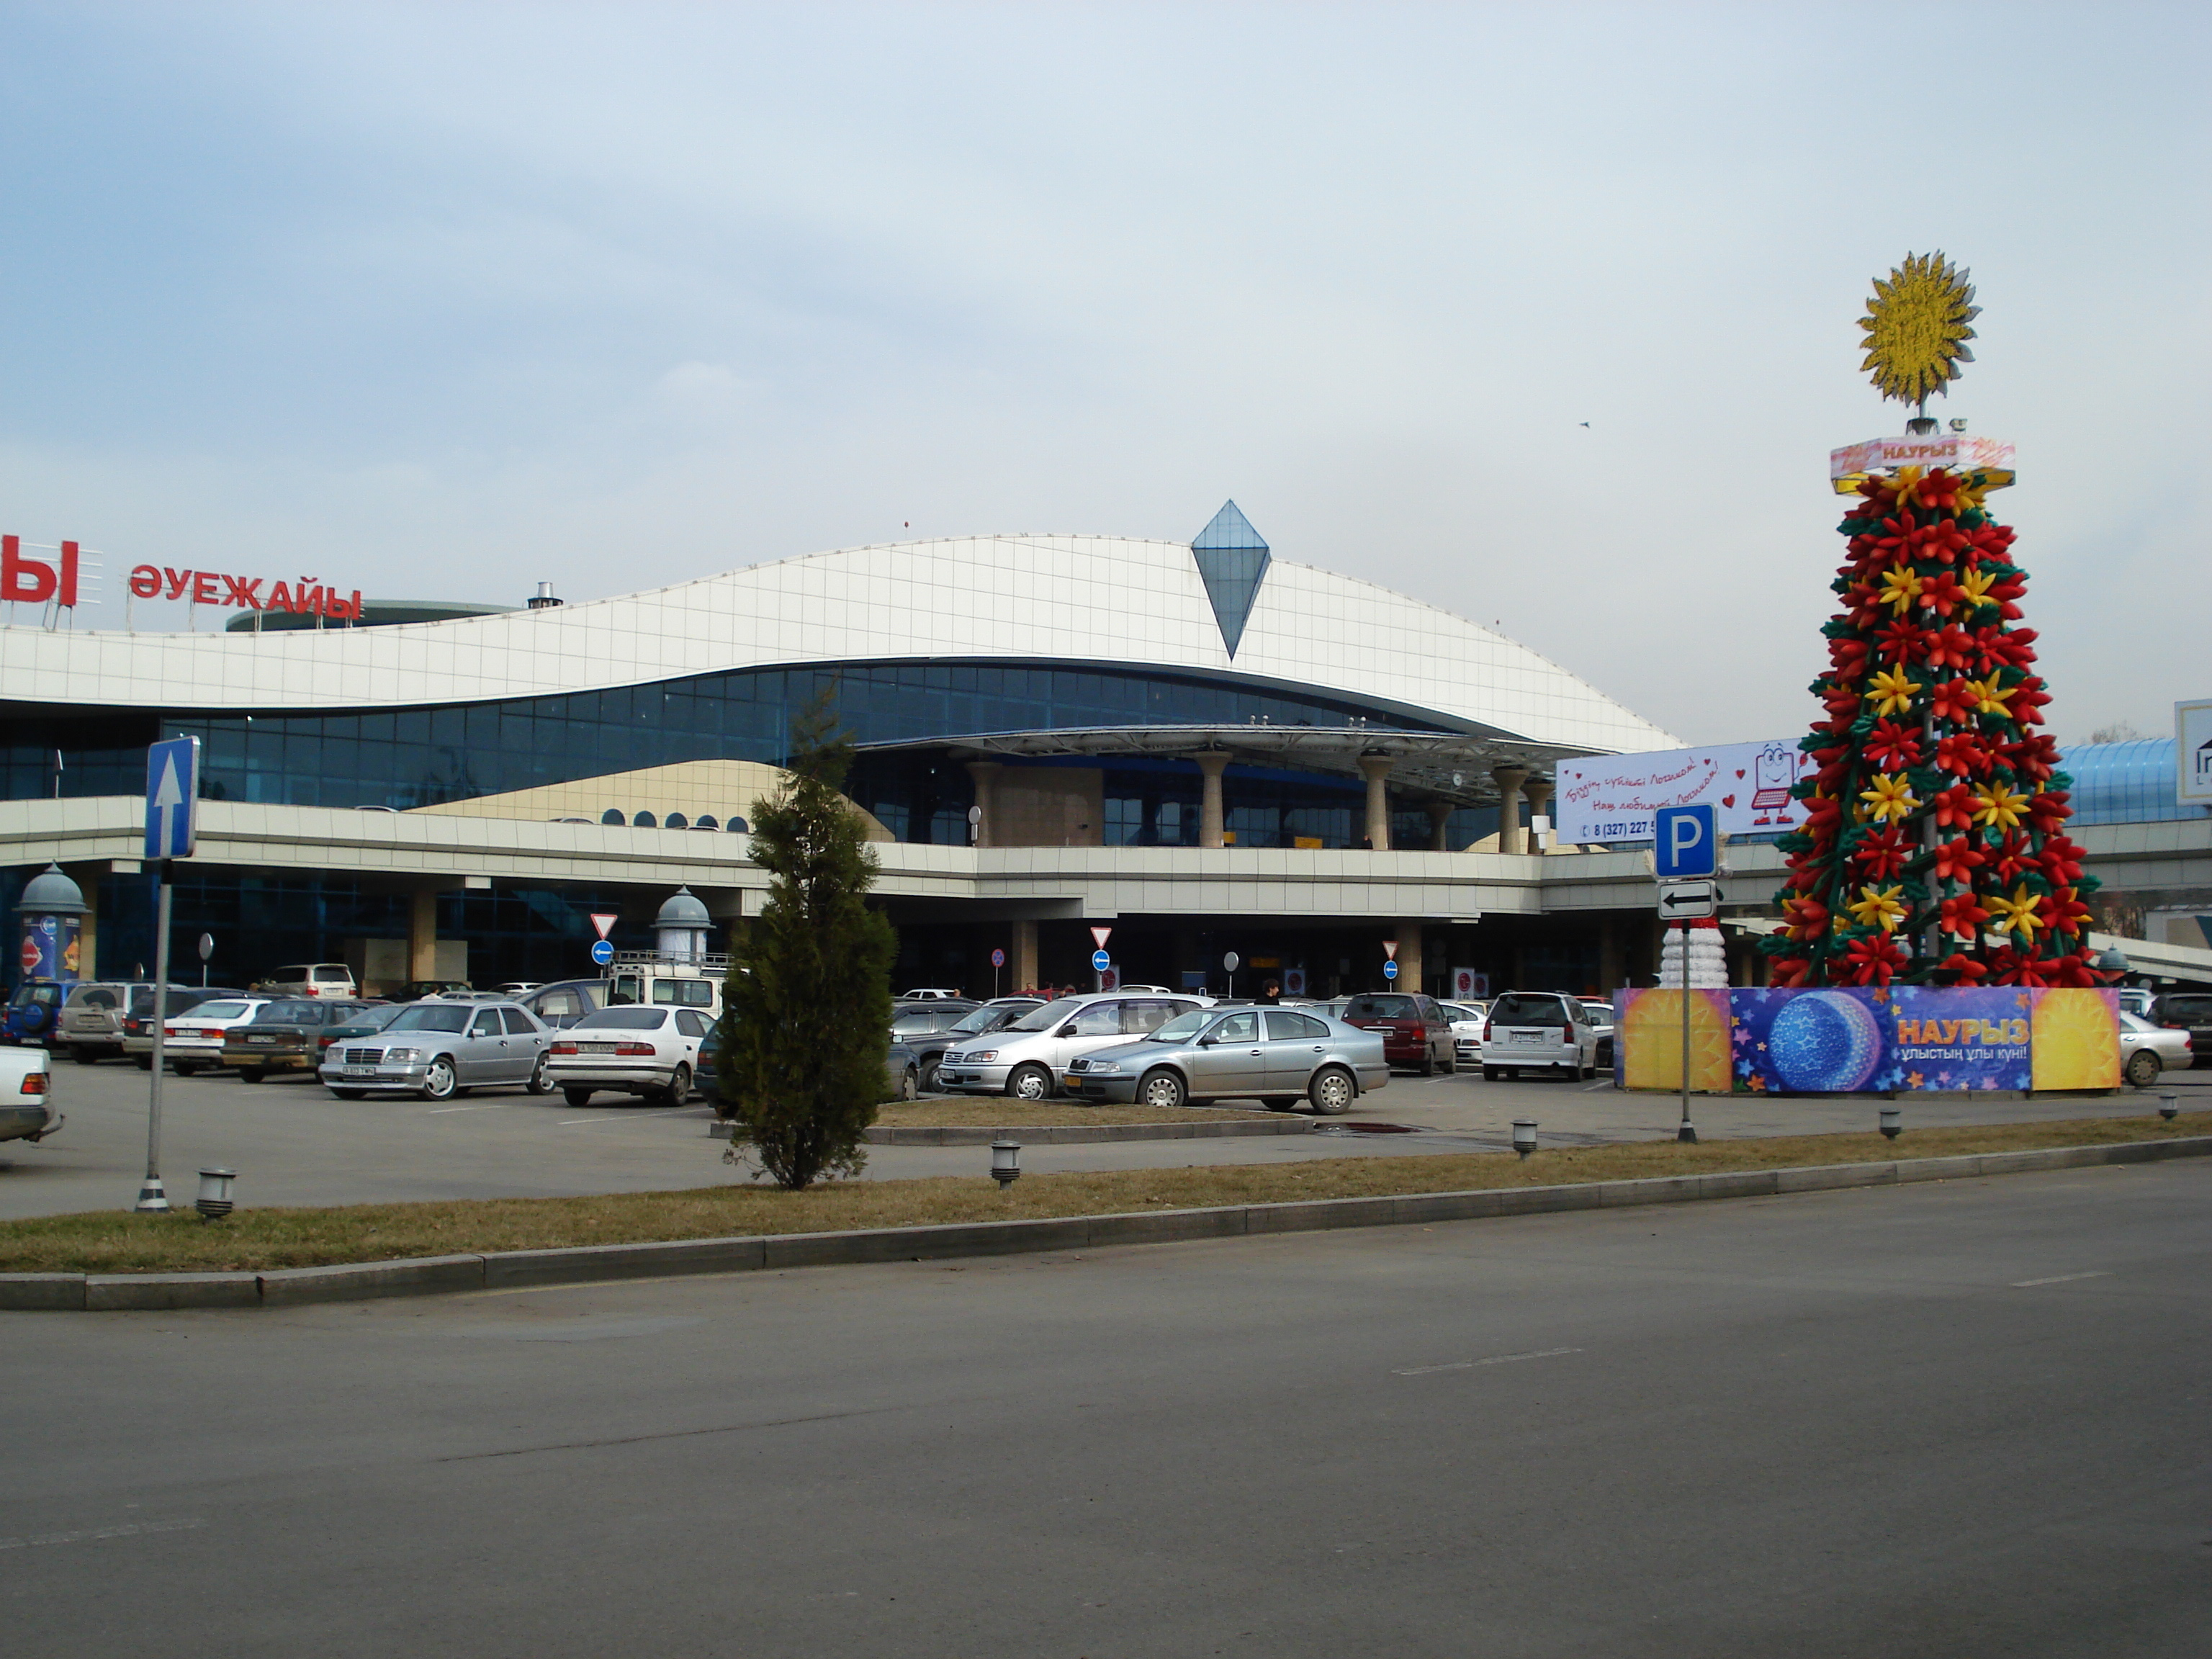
[{"xmin": 719, "ymin": 696, "xmax": 896, "ymax": 1187}]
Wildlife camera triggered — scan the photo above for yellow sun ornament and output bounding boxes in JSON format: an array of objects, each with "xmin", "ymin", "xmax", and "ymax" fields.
[
  {"xmin": 1859, "ymin": 252, "xmax": 1980, "ymax": 413},
  {"xmin": 1866, "ymin": 667, "xmax": 1922, "ymax": 716},
  {"xmin": 1847, "ymin": 884, "xmax": 1909, "ymax": 933},
  {"xmin": 1859, "ymin": 773, "xmax": 1919, "ymax": 824}
]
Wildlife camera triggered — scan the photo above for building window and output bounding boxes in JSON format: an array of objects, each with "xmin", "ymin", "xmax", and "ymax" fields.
[
  {"xmin": 600, "ymin": 809, "xmax": 625, "ymax": 825},
  {"xmin": 665, "ymin": 812, "xmax": 688, "ymax": 829},
  {"xmin": 633, "ymin": 810, "xmax": 657, "ymax": 827},
  {"xmin": 1104, "ymin": 798, "xmax": 1144, "ymax": 845}
]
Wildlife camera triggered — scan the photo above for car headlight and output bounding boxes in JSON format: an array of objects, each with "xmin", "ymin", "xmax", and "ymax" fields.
[
  {"xmin": 1081, "ymin": 1061, "xmax": 1121, "ymax": 1074},
  {"xmin": 962, "ymin": 1050, "xmax": 997, "ymax": 1064},
  {"xmin": 383, "ymin": 1048, "xmax": 419, "ymax": 1064}
]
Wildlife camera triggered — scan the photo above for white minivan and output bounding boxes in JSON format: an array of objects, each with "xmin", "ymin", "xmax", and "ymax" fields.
[
  {"xmin": 935, "ymin": 992, "xmax": 1206, "ymax": 1100},
  {"xmin": 258, "ymin": 963, "xmax": 358, "ymax": 998},
  {"xmin": 1480, "ymin": 991, "xmax": 1601, "ymax": 1082}
]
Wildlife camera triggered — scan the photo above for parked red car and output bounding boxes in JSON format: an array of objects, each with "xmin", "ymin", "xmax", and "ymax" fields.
[{"xmin": 1341, "ymin": 992, "xmax": 1455, "ymax": 1075}]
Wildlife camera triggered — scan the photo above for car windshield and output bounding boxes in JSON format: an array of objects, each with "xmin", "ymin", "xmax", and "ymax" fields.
[
  {"xmin": 255, "ymin": 1001, "xmax": 325, "ymax": 1023},
  {"xmin": 575, "ymin": 1008, "xmax": 671, "ymax": 1030},
  {"xmin": 891, "ymin": 1010, "xmax": 948, "ymax": 1034},
  {"xmin": 1010, "ymin": 998, "xmax": 1083, "ymax": 1032},
  {"xmin": 1147, "ymin": 1010, "xmax": 1212, "ymax": 1043},
  {"xmin": 2161, "ymin": 997, "xmax": 2212, "ymax": 1020},
  {"xmin": 185, "ymin": 1001, "xmax": 252, "ymax": 1020},
  {"xmin": 1345, "ymin": 995, "xmax": 1417, "ymax": 1020},
  {"xmin": 948, "ymin": 1005, "xmax": 1013, "ymax": 1034},
  {"xmin": 336, "ymin": 1004, "xmax": 405, "ymax": 1030},
  {"xmin": 382, "ymin": 1004, "xmax": 472, "ymax": 1033},
  {"xmin": 1491, "ymin": 994, "xmax": 1569, "ymax": 1025}
]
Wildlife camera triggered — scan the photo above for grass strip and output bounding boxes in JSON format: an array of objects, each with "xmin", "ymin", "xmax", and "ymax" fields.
[
  {"xmin": 870, "ymin": 1100, "xmax": 1275, "ymax": 1128},
  {"xmin": 4, "ymin": 1110, "xmax": 2204, "ymax": 1277}
]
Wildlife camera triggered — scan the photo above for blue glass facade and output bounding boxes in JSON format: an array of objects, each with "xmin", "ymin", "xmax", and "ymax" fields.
[
  {"xmin": 2059, "ymin": 739, "xmax": 2203, "ymax": 827},
  {"xmin": 1, "ymin": 658, "xmax": 1460, "ymax": 844}
]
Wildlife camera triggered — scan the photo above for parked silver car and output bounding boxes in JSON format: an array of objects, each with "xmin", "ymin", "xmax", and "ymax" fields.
[
  {"xmin": 2119, "ymin": 1011, "xmax": 2192, "ymax": 1087},
  {"xmin": 1064, "ymin": 1005, "xmax": 1388, "ymax": 1114},
  {"xmin": 320, "ymin": 999, "xmax": 554, "ymax": 1100},
  {"xmin": 935, "ymin": 992, "xmax": 1206, "ymax": 1100}
]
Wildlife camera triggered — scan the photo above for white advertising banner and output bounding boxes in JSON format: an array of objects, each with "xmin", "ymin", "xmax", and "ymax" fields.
[
  {"xmin": 1556, "ymin": 739, "xmax": 1816, "ymax": 844},
  {"xmin": 1828, "ymin": 431, "xmax": 2015, "ymax": 484},
  {"xmin": 2179, "ymin": 700, "xmax": 2212, "ymax": 804}
]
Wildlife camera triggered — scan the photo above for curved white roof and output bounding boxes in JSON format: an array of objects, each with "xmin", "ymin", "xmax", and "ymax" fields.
[{"xmin": 1, "ymin": 534, "xmax": 1676, "ymax": 755}]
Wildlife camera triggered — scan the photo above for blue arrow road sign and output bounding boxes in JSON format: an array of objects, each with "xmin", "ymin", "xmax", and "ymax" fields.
[
  {"xmin": 1382, "ymin": 960, "xmax": 1399, "ymax": 980},
  {"xmin": 1091, "ymin": 949, "xmax": 1112, "ymax": 971},
  {"xmin": 1654, "ymin": 803, "xmax": 1718, "ymax": 878},
  {"xmin": 144, "ymin": 737, "xmax": 200, "ymax": 860},
  {"xmin": 590, "ymin": 939, "xmax": 616, "ymax": 966}
]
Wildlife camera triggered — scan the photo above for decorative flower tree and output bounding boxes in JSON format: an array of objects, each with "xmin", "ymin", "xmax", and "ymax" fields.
[{"xmin": 1761, "ymin": 254, "xmax": 2103, "ymax": 989}]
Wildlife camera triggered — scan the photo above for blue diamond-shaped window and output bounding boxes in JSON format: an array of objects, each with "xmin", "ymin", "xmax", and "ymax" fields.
[{"xmin": 1190, "ymin": 500, "xmax": 1270, "ymax": 657}]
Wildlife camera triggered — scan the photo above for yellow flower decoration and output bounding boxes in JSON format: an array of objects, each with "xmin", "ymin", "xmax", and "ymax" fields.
[
  {"xmin": 1985, "ymin": 886, "xmax": 2044, "ymax": 938},
  {"xmin": 1866, "ymin": 667, "xmax": 1922, "ymax": 717},
  {"xmin": 1847, "ymin": 884, "xmax": 1909, "ymax": 933},
  {"xmin": 1972, "ymin": 781, "xmax": 2030, "ymax": 830},
  {"xmin": 1970, "ymin": 678, "xmax": 2015, "ymax": 716},
  {"xmin": 1959, "ymin": 567, "xmax": 1997, "ymax": 606},
  {"xmin": 1887, "ymin": 465, "xmax": 1927, "ymax": 509},
  {"xmin": 1878, "ymin": 566, "xmax": 1925, "ymax": 613},
  {"xmin": 1859, "ymin": 773, "xmax": 1919, "ymax": 824}
]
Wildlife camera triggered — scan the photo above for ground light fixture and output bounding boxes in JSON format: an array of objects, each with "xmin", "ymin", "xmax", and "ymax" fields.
[
  {"xmin": 989, "ymin": 1139, "xmax": 1021, "ymax": 1188},
  {"xmin": 2159, "ymin": 1094, "xmax": 2178, "ymax": 1123},
  {"xmin": 1879, "ymin": 1106, "xmax": 1902, "ymax": 1141},
  {"xmin": 196, "ymin": 1166, "xmax": 238, "ymax": 1220},
  {"xmin": 1511, "ymin": 1120, "xmax": 1538, "ymax": 1159}
]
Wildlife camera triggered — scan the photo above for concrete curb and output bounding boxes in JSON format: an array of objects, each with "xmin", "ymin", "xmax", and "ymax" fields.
[
  {"xmin": 860, "ymin": 1118, "xmax": 1313, "ymax": 1146},
  {"xmin": 7, "ymin": 1134, "xmax": 2207, "ymax": 1313}
]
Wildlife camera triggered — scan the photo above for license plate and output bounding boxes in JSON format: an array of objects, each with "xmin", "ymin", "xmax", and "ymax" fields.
[
  {"xmin": 581, "ymin": 1042, "xmax": 616, "ymax": 1054},
  {"xmin": 343, "ymin": 1066, "xmax": 375, "ymax": 1076},
  {"xmin": 1511, "ymin": 1032, "xmax": 1540, "ymax": 1045},
  {"xmin": 249, "ymin": 1035, "xmax": 277, "ymax": 1044}
]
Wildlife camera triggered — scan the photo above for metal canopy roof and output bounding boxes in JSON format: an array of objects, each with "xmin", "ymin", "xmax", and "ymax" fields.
[{"xmin": 862, "ymin": 724, "xmax": 1578, "ymax": 807}]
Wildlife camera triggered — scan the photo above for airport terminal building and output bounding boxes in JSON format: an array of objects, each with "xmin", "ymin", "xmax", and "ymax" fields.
[{"xmin": 5, "ymin": 505, "xmax": 2208, "ymax": 997}]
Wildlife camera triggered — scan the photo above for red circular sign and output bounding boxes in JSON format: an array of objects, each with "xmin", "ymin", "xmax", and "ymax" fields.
[{"xmin": 19, "ymin": 937, "xmax": 42, "ymax": 973}]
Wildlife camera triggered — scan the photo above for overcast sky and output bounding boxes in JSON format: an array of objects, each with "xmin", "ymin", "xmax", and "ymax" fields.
[{"xmin": 2, "ymin": 2, "xmax": 2206, "ymax": 747}]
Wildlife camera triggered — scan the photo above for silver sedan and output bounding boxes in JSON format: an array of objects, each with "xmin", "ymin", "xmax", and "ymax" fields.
[{"xmin": 1062, "ymin": 1005, "xmax": 1388, "ymax": 1114}]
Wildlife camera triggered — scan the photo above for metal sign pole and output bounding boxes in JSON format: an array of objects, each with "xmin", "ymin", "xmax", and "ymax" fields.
[
  {"xmin": 1677, "ymin": 920, "xmax": 1696, "ymax": 1144},
  {"xmin": 137, "ymin": 868, "xmax": 173, "ymax": 1211}
]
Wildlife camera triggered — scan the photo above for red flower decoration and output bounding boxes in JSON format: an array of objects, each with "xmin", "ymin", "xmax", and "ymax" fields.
[
  {"xmin": 1919, "ymin": 569, "xmax": 1968, "ymax": 617},
  {"xmin": 1991, "ymin": 831, "xmax": 2038, "ymax": 886},
  {"xmin": 1938, "ymin": 892, "xmax": 1991, "ymax": 938},
  {"xmin": 1929, "ymin": 678, "xmax": 1981, "ymax": 724},
  {"xmin": 1987, "ymin": 945, "xmax": 2052, "ymax": 987},
  {"xmin": 1923, "ymin": 625, "xmax": 1976, "ymax": 670},
  {"xmin": 2042, "ymin": 886, "xmax": 2092, "ymax": 938},
  {"xmin": 1839, "ymin": 934, "xmax": 1907, "ymax": 985},
  {"xmin": 1863, "ymin": 719, "xmax": 1923, "ymax": 772},
  {"xmin": 1933, "ymin": 732, "xmax": 1991, "ymax": 778},
  {"xmin": 1852, "ymin": 825, "xmax": 1913, "ymax": 878},
  {"xmin": 1931, "ymin": 837, "xmax": 1987, "ymax": 882},
  {"xmin": 1936, "ymin": 952, "xmax": 1989, "ymax": 983},
  {"xmin": 1875, "ymin": 619, "xmax": 1928, "ymax": 664},
  {"xmin": 1931, "ymin": 786, "xmax": 1977, "ymax": 831},
  {"xmin": 2026, "ymin": 788, "xmax": 2070, "ymax": 835},
  {"xmin": 2038, "ymin": 836, "xmax": 2085, "ymax": 886}
]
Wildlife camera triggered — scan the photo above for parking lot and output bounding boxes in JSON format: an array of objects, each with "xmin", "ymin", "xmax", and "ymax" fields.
[{"xmin": 4, "ymin": 1054, "xmax": 2203, "ymax": 1222}]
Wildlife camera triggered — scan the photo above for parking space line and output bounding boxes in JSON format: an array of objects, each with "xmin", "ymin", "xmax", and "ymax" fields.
[
  {"xmin": 426, "ymin": 1102, "xmax": 516, "ymax": 1114},
  {"xmin": 557, "ymin": 1107, "xmax": 694, "ymax": 1126},
  {"xmin": 2011, "ymin": 1271, "xmax": 2110, "ymax": 1287},
  {"xmin": 1393, "ymin": 1346, "xmax": 1582, "ymax": 1377},
  {"xmin": 0, "ymin": 1518, "xmax": 206, "ymax": 1551}
]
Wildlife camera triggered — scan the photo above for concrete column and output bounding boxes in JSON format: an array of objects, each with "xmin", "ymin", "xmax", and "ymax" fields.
[
  {"xmin": 1598, "ymin": 912, "xmax": 1625, "ymax": 999},
  {"xmin": 1491, "ymin": 765, "xmax": 1529, "ymax": 855},
  {"xmin": 1395, "ymin": 922, "xmax": 1424, "ymax": 992},
  {"xmin": 1012, "ymin": 919, "xmax": 1040, "ymax": 992},
  {"xmin": 1424, "ymin": 801, "xmax": 1454, "ymax": 852},
  {"xmin": 1195, "ymin": 751, "xmax": 1230, "ymax": 849},
  {"xmin": 963, "ymin": 761, "xmax": 1001, "ymax": 849},
  {"xmin": 1357, "ymin": 755, "xmax": 1395, "ymax": 850},
  {"xmin": 1521, "ymin": 778, "xmax": 1555, "ymax": 853},
  {"xmin": 408, "ymin": 887, "xmax": 439, "ymax": 982}
]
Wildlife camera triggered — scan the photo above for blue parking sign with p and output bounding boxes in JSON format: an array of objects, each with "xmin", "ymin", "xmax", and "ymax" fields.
[{"xmin": 1654, "ymin": 804, "xmax": 1717, "ymax": 878}]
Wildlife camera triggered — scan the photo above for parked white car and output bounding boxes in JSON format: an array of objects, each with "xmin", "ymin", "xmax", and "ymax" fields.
[
  {"xmin": 1480, "ymin": 990, "xmax": 1602, "ymax": 1082},
  {"xmin": 257, "ymin": 963, "xmax": 359, "ymax": 998},
  {"xmin": 1439, "ymin": 1000, "xmax": 1489, "ymax": 1066},
  {"xmin": 2119, "ymin": 1011, "xmax": 2192, "ymax": 1088},
  {"xmin": 935, "ymin": 992, "xmax": 1205, "ymax": 1100},
  {"xmin": 546, "ymin": 1005, "xmax": 714, "ymax": 1106},
  {"xmin": 0, "ymin": 1045, "xmax": 60, "ymax": 1145},
  {"xmin": 133, "ymin": 996, "xmax": 273, "ymax": 1076}
]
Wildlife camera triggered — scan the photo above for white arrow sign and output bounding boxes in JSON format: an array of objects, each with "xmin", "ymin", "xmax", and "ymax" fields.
[{"xmin": 1657, "ymin": 879, "xmax": 1717, "ymax": 919}]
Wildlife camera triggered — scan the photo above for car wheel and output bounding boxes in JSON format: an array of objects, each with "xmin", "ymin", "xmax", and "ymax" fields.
[
  {"xmin": 899, "ymin": 1063, "xmax": 920, "ymax": 1102},
  {"xmin": 72, "ymin": 1047, "xmax": 99, "ymax": 1065},
  {"xmin": 1439, "ymin": 1046, "xmax": 1456, "ymax": 1075},
  {"xmin": 526, "ymin": 1051, "xmax": 554, "ymax": 1095},
  {"xmin": 1007, "ymin": 1063, "xmax": 1054, "ymax": 1102},
  {"xmin": 173, "ymin": 1061, "xmax": 199, "ymax": 1076},
  {"xmin": 652, "ymin": 1062, "xmax": 693, "ymax": 1105},
  {"xmin": 1261, "ymin": 1096, "xmax": 1301, "ymax": 1112},
  {"xmin": 1482, "ymin": 1066, "xmax": 1501, "ymax": 1082},
  {"xmin": 563, "ymin": 1087, "xmax": 595, "ymax": 1107},
  {"xmin": 1137, "ymin": 1068, "xmax": 1187, "ymax": 1110},
  {"xmin": 1416, "ymin": 1051, "xmax": 1436, "ymax": 1077},
  {"xmin": 418, "ymin": 1056, "xmax": 458, "ymax": 1101},
  {"xmin": 917, "ymin": 1057, "xmax": 940, "ymax": 1094},
  {"xmin": 1309, "ymin": 1065, "xmax": 1357, "ymax": 1115},
  {"xmin": 2124, "ymin": 1048, "xmax": 2162, "ymax": 1088},
  {"xmin": 239, "ymin": 1068, "xmax": 266, "ymax": 1084},
  {"xmin": 331, "ymin": 1089, "xmax": 366, "ymax": 1100},
  {"xmin": 135, "ymin": 1054, "xmax": 153, "ymax": 1070}
]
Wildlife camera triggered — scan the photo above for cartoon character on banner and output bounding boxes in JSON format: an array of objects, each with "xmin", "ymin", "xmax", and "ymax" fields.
[{"xmin": 1751, "ymin": 742, "xmax": 1803, "ymax": 827}]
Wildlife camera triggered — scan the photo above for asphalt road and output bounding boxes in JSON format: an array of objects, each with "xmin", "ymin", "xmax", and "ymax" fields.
[
  {"xmin": 4, "ymin": 1056, "xmax": 2206, "ymax": 1219},
  {"xmin": 7, "ymin": 1161, "xmax": 2208, "ymax": 1656}
]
